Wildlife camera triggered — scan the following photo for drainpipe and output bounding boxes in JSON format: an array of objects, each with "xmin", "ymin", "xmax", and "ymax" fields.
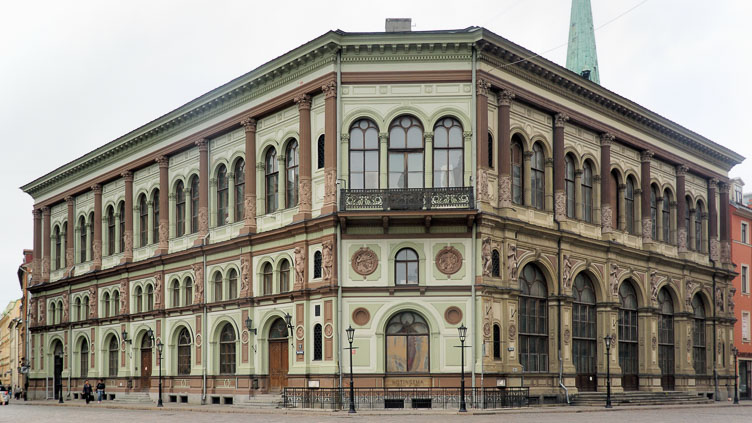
[
  {"xmin": 26, "ymin": 274, "xmax": 32, "ymax": 400},
  {"xmin": 335, "ymin": 46, "xmax": 343, "ymax": 394},
  {"xmin": 200, "ymin": 232, "xmax": 210, "ymax": 404},
  {"xmin": 67, "ymin": 283, "xmax": 72, "ymax": 399},
  {"xmin": 712, "ymin": 260, "xmax": 719, "ymax": 401},
  {"xmin": 470, "ymin": 44, "xmax": 477, "ymax": 406},
  {"xmin": 555, "ymin": 220, "xmax": 569, "ymax": 404}
]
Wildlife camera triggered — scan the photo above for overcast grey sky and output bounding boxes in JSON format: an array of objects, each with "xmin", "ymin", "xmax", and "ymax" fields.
[{"xmin": 1, "ymin": 0, "xmax": 750, "ymax": 309}]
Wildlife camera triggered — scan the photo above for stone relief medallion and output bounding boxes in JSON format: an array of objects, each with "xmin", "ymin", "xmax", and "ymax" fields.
[
  {"xmin": 444, "ymin": 306, "xmax": 463, "ymax": 325},
  {"xmin": 296, "ymin": 326, "xmax": 305, "ymax": 341},
  {"xmin": 651, "ymin": 336, "xmax": 657, "ymax": 351},
  {"xmin": 324, "ymin": 323, "xmax": 334, "ymax": 338},
  {"xmin": 508, "ymin": 324, "xmax": 517, "ymax": 340},
  {"xmin": 352, "ymin": 308, "xmax": 371, "ymax": 326},
  {"xmin": 435, "ymin": 246, "xmax": 463, "ymax": 276},
  {"xmin": 91, "ymin": 343, "xmax": 95, "ymax": 353},
  {"xmin": 195, "ymin": 334, "xmax": 202, "ymax": 348},
  {"xmin": 563, "ymin": 328, "xmax": 571, "ymax": 345},
  {"xmin": 121, "ymin": 341, "xmax": 126, "ymax": 352},
  {"xmin": 351, "ymin": 247, "xmax": 378, "ymax": 276},
  {"xmin": 483, "ymin": 322, "xmax": 492, "ymax": 337},
  {"xmin": 241, "ymin": 330, "xmax": 249, "ymax": 344}
]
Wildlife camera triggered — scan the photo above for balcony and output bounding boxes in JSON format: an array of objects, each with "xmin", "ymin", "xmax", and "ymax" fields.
[{"xmin": 340, "ymin": 187, "xmax": 474, "ymax": 212}]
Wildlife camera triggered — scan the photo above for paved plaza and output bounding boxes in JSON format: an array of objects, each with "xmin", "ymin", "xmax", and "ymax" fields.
[{"xmin": 2, "ymin": 402, "xmax": 752, "ymax": 423}]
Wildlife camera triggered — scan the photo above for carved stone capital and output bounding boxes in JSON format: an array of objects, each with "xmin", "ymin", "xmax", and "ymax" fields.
[
  {"xmin": 241, "ymin": 117, "xmax": 257, "ymax": 133},
  {"xmin": 476, "ymin": 79, "xmax": 491, "ymax": 96},
  {"xmin": 719, "ymin": 182, "xmax": 730, "ymax": 194},
  {"xmin": 155, "ymin": 155, "xmax": 169, "ymax": 168},
  {"xmin": 91, "ymin": 184, "xmax": 102, "ymax": 195},
  {"xmin": 33, "ymin": 208, "xmax": 42, "ymax": 219},
  {"xmin": 42, "ymin": 206, "xmax": 51, "ymax": 216},
  {"xmin": 65, "ymin": 196, "xmax": 75, "ymax": 206},
  {"xmin": 497, "ymin": 89, "xmax": 515, "ymax": 106},
  {"xmin": 640, "ymin": 150, "xmax": 654, "ymax": 163},
  {"xmin": 195, "ymin": 138, "xmax": 208, "ymax": 151},
  {"xmin": 545, "ymin": 157, "xmax": 554, "ymax": 166},
  {"xmin": 709, "ymin": 178, "xmax": 719, "ymax": 189},
  {"xmin": 676, "ymin": 164, "xmax": 689, "ymax": 177},
  {"xmin": 294, "ymin": 94, "xmax": 312, "ymax": 110},
  {"xmin": 423, "ymin": 132, "xmax": 434, "ymax": 141},
  {"xmin": 554, "ymin": 113, "xmax": 569, "ymax": 127},
  {"xmin": 341, "ymin": 133, "xmax": 351, "ymax": 142},
  {"xmin": 523, "ymin": 151, "xmax": 534, "ymax": 159},
  {"xmin": 321, "ymin": 81, "xmax": 337, "ymax": 99},
  {"xmin": 121, "ymin": 171, "xmax": 134, "ymax": 182},
  {"xmin": 600, "ymin": 133, "xmax": 615, "ymax": 147}
]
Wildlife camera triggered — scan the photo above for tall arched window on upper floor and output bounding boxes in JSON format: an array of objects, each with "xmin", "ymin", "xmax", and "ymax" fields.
[
  {"xmin": 395, "ymin": 248, "xmax": 419, "ymax": 285},
  {"xmin": 152, "ymin": 189, "xmax": 160, "ymax": 244},
  {"xmin": 263, "ymin": 262, "xmax": 273, "ymax": 295},
  {"xmin": 214, "ymin": 272, "xmax": 223, "ymax": 302},
  {"xmin": 139, "ymin": 194, "xmax": 148, "ymax": 246},
  {"xmin": 265, "ymin": 149, "xmax": 279, "ymax": 213},
  {"xmin": 112, "ymin": 290, "xmax": 119, "ymax": 317},
  {"xmin": 388, "ymin": 116, "xmax": 423, "ymax": 189},
  {"xmin": 313, "ymin": 323, "xmax": 323, "ymax": 361},
  {"xmin": 662, "ymin": 189, "xmax": 672, "ymax": 243},
  {"xmin": 349, "ymin": 119, "xmax": 380, "ymax": 190},
  {"xmin": 491, "ymin": 250, "xmax": 501, "ymax": 277},
  {"xmin": 692, "ymin": 295, "xmax": 706, "ymax": 375},
  {"xmin": 53, "ymin": 226, "xmax": 61, "ymax": 270},
  {"xmin": 79, "ymin": 216, "xmax": 87, "ymax": 263},
  {"xmin": 228, "ymin": 268, "xmax": 238, "ymax": 300},
  {"xmin": 582, "ymin": 161, "xmax": 594, "ymax": 223},
  {"xmin": 511, "ymin": 135, "xmax": 523, "ymax": 205},
  {"xmin": 190, "ymin": 176, "xmax": 199, "ymax": 233},
  {"xmin": 531, "ymin": 143, "xmax": 545, "ymax": 210},
  {"xmin": 685, "ymin": 196, "xmax": 692, "ymax": 250},
  {"xmin": 518, "ymin": 263, "xmax": 548, "ymax": 372},
  {"xmin": 493, "ymin": 324, "xmax": 501, "ymax": 360},
  {"xmin": 49, "ymin": 302, "xmax": 56, "ymax": 325},
  {"xmin": 651, "ymin": 185, "xmax": 659, "ymax": 240},
  {"xmin": 62, "ymin": 223, "xmax": 67, "ymax": 267},
  {"xmin": 219, "ymin": 323, "xmax": 236, "ymax": 374},
  {"xmin": 564, "ymin": 155, "xmax": 575, "ymax": 218},
  {"xmin": 488, "ymin": 132, "xmax": 494, "ymax": 169},
  {"xmin": 625, "ymin": 177, "xmax": 636, "ymax": 235},
  {"xmin": 103, "ymin": 292, "xmax": 110, "ymax": 318},
  {"xmin": 610, "ymin": 170, "xmax": 620, "ymax": 229},
  {"xmin": 184, "ymin": 277, "xmax": 193, "ymax": 306},
  {"xmin": 107, "ymin": 206, "xmax": 115, "ymax": 255},
  {"xmin": 88, "ymin": 212, "xmax": 94, "ymax": 257},
  {"xmin": 286, "ymin": 140, "xmax": 299, "ymax": 208},
  {"xmin": 74, "ymin": 297, "xmax": 81, "ymax": 321},
  {"xmin": 433, "ymin": 117, "xmax": 463, "ymax": 188},
  {"xmin": 83, "ymin": 296, "xmax": 89, "ymax": 319},
  {"xmin": 146, "ymin": 284, "xmax": 154, "ymax": 312},
  {"xmin": 657, "ymin": 287, "xmax": 675, "ymax": 391},
  {"xmin": 177, "ymin": 328, "xmax": 191, "ymax": 375},
  {"xmin": 313, "ymin": 251, "xmax": 322, "ymax": 279},
  {"xmin": 118, "ymin": 201, "xmax": 125, "ymax": 253},
  {"xmin": 172, "ymin": 280, "xmax": 180, "ymax": 308},
  {"xmin": 216, "ymin": 164, "xmax": 228, "ymax": 226},
  {"xmin": 280, "ymin": 259, "xmax": 290, "ymax": 293},
  {"xmin": 175, "ymin": 180, "xmax": 185, "ymax": 237},
  {"xmin": 317, "ymin": 135, "xmax": 325, "ymax": 170},
  {"xmin": 135, "ymin": 286, "xmax": 143, "ymax": 313},
  {"xmin": 234, "ymin": 159, "xmax": 245, "ymax": 222},
  {"xmin": 695, "ymin": 201, "xmax": 705, "ymax": 252}
]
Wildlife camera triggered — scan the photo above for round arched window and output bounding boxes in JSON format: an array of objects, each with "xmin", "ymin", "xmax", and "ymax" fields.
[{"xmin": 385, "ymin": 311, "xmax": 429, "ymax": 373}]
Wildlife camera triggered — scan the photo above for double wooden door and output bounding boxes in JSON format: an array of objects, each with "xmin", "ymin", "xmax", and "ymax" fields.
[
  {"xmin": 141, "ymin": 341, "xmax": 152, "ymax": 390},
  {"xmin": 269, "ymin": 340, "xmax": 289, "ymax": 391}
]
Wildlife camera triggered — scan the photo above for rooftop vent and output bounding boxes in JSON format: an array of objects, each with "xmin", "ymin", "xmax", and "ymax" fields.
[{"xmin": 386, "ymin": 18, "xmax": 412, "ymax": 32}]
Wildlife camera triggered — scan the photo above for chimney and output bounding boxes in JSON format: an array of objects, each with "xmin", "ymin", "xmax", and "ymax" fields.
[{"xmin": 386, "ymin": 18, "xmax": 411, "ymax": 32}]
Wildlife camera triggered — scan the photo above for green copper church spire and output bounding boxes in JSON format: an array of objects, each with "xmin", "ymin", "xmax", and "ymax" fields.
[{"xmin": 566, "ymin": 0, "xmax": 600, "ymax": 84}]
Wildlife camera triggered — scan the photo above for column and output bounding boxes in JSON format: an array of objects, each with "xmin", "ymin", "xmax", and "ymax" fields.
[
  {"xmin": 33, "ymin": 209, "xmax": 42, "ymax": 282},
  {"xmin": 600, "ymin": 133, "xmax": 614, "ymax": 232},
  {"xmin": 476, "ymin": 79, "xmax": 490, "ymax": 168},
  {"xmin": 294, "ymin": 94, "xmax": 312, "ymax": 221},
  {"xmin": 640, "ymin": 150, "xmax": 654, "ymax": 243},
  {"xmin": 241, "ymin": 118, "xmax": 257, "ymax": 234},
  {"xmin": 553, "ymin": 113, "xmax": 568, "ymax": 221},
  {"xmin": 92, "ymin": 185, "xmax": 102, "ymax": 270},
  {"xmin": 676, "ymin": 165, "xmax": 688, "ymax": 252},
  {"xmin": 65, "ymin": 196, "xmax": 74, "ymax": 271},
  {"xmin": 719, "ymin": 182, "xmax": 731, "ymax": 263},
  {"xmin": 42, "ymin": 206, "xmax": 51, "ymax": 281},
  {"xmin": 497, "ymin": 89, "xmax": 514, "ymax": 208},
  {"xmin": 157, "ymin": 156, "xmax": 169, "ymax": 254},
  {"xmin": 321, "ymin": 81, "xmax": 338, "ymax": 214},
  {"xmin": 122, "ymin": 171, "xmax": 134, "ymax": 262},
  {"xmin": 708, "ymin": 179, "xmax": 719, "ymax": 261},
  {"xmin": 196, "ymin": 139, "xmax": 209, "ymax": 242}
]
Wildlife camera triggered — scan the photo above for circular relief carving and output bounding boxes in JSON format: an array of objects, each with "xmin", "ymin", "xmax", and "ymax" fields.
[
  {"xmin": 324, "ymin": 323, "xmax": 334, "ymax": 338},
  {"xmin": 508, "ymin": 324, "xmax": 517, "ymax": 340},
  {"xmin": 296, "ymin": 325, "xmax": 305, "ymax": 341},
  {"xmin": 241, "ymin": 330, "xmax": 249, "ymax": 344},
  {"xmin": 436, "ymin": 246, "xmax": 463, "ymax": 275},
  {"xmin": 444, "ymin": 306, "xmax": 463, "ymax": 325},
  {"xmin": 563, "ymin": 328, "xmax": 571, "ymax": 345},
  {"xmin": 352, "ymin": 308, "xmax": 371, "ymax": 326},
  {"xmin": 195, "ymin": 334, "xmax": 202, "ymax": 347},
  {"xmin": 351, "ymin": 247, "xmax": 378, "ymax": 276},
  {"xmin": 651, "ymin": 336, "xmax": 657, "ymax": 351},
  {"xmin": 483, "ymin": 322, "xmax": 491, "ymax": 337}
]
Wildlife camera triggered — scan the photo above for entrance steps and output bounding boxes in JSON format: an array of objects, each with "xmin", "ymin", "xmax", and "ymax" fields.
[
  {"xmin": 571, "ymin": 390, "xmax": 713, "ymax": 406},
  {"xmin": 233, "ymin": 393, "xmax": 284, "ymax": 409},
  {"xmin": 112, "ymin": 392, "xmax": 154, "ymax": 404}
]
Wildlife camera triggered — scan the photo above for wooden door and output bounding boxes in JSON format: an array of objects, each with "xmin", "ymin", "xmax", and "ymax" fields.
[
  {"xmin": 269, "ymin": 340, "xmax": 288, "ymax": 391},
  {"xmin": 53, "ymin": 354, "xmax": 63, "ymax": 400},
  {"xmin": 141, "ymin": 347, "xmax": 152, "ymax": 390}
]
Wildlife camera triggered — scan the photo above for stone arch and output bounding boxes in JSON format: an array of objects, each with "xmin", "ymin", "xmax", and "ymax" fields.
[
  {"xmin": 657, "ymin": 280, "xmax": 681, "ymax": 312},
  {"xmin": 581, "ymin": 153, "xmax": 600, "ymax": 174},
  {"xmin": 517, "ymin": 256, "xmax": 557, "ymax": 295},
  {"xmin": 529, "ymin": 135, "xmax": 552, "ymax": 159},
  {"xmin": 609, "ymin": 164, "xmax": 626, "ymax": 186},
  {"xmin": 342, "ymin": 111, "xmax": 386, "ymax": 135},
  {"xmin": 509, "ymin": 127, "xmax": 532, "ymax": 151},
  {"xmin": 169, "ymin": 175, "xmax": 186, "ymax": 194},
  {"xmin": 428, "ymin": 109, "xmax": 471, "ymax": 132},
  {"xmin": 383, "ymin": 108, "xmax": 430, "ymax": 131},
  {"xmin": 564, "ymin": 148, "xmax": 582, "ymax": 170},
  {"xmin": 571, "ymin": 266, "xmax": 607, "ymax": 302},
  {"xmin": 211, "ymin": 159, "xmax": 230, "ymax": 180},
  {"xmin": 618, "ymin": 277, "xmax": 646, "ymax": 309},
  {"xmin": 258, "ymin": 140, "xmax": 279, "ymax": 163}
]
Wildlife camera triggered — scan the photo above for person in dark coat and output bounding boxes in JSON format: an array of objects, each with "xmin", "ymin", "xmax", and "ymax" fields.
[
  {"xmin": 96, "ymin": 379, "xmax": 105, "ymax": 403},
  {"xmin": 82, "ymin": 380, "xmax": 93, "ymax": 404}
]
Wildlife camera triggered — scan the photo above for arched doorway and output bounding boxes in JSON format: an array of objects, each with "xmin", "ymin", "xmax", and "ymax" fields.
[
  {"xmin": 140, "ymin": 335, "xmax": 152, "ymax": 390},
  {"xmin": 268, "ymin": 318, "xmax": 289, "ymax": 391},
  {"xmin": 657, "ymin": 287, "xmax": 675, "ymax": 391},
  {"xmin": 618, "ymin": 281, "xmax": 639, "ymax": 391},
  {"xmin": 573, "ymin": 273, "xmax": 597, "ymax": 391},
  {"xmin": 52, "ymin": 340, "xmax": 63, "ymax": 400}
]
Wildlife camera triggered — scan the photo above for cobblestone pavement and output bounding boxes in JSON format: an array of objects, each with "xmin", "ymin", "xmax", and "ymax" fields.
[{"xmin": 2, "ymin": 402, "xmax": 752, "ymax": 422}]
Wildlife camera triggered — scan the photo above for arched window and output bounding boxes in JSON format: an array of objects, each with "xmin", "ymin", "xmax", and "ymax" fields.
[
  {"xmin": 79, "ymin": 216, "xmax": 87, "ymax": 263},
  {"xmin": 108, "ymin": 336, "xmax": 119, "ymax": 377},
  {"xmin": 263, "ymin": 263, "xmax": 273, "ymax": 295},
  {"xmin": 388, "ymin": 116, "xmax": 424, "ymax": 189},
  {"xmin": 214, "ymin": 272, "xmax": 223, "ymax": 302},
  {"xmin": 349, "ymin": 119, "xmax": 379, "ymax": 189},
  {"xmin": 317, "ymin": 134, "xmax": 325, "ymax": 170},
  {"xmin": 74, "ymin": 297, "xmax": 81, "ymax": 321},
  {"xmin": 582, "ymin": 161, "xmax": 593, "ymax": 223},
  {"xmin": 135, "ymin": 286, "xmax": 143, "ymax": 313},
  {"xmin": 62, "ymin": 223, "xmax": 67, "ymax": 267},
  {"xmin": 692, "ymin": 295, "xmax": 706, "ymax": 375},
  {"xmin": 216, "ymin": 164, "xmax": 228, "ymax": 226},
  {"xmin": 190, "ymin": 176, "xmax": 199, "ymax": 233},
  {"xmin": 618, "ymin": 281, "xmax": 639, "ymax": 390},
  {"xmin": 395, "ymin": 248, "xmax": 419, "ymax": 285},
  {"xmin": 573, "ymin": 273, "xmax": 596, "ymax": 391},
  {"xmin": 685, "ymin": 197, "xmax": 692, "ymax": 250},
  {"xmin": 313, "ymin": 251, "xmax": 322, "ymax": 279},
  {"xmin": 54, "ymin": 226, "xmax": 61, "ymax": 270},
  {"xmin": 488, "ymin": 132, "xmax": 494, "ymax": 168},
  {"xmin": 650, "ymin": 186, "xmax": 658, "ymax": 240},
  {"xmin": 112, "ymin": 290, "xmax": 119, "ymax": 317},
  {"xmin": 175, "ymin": 180, "xmax": 185, "ymax": 237},
  {"xmin": 386, "ymin": 311, "xmax": 429, "ymax": 373},
  {"xmin": 106, "ymin": 206, "xmax": 115, "ymax": 255},
  {"xmin": 531, "ymin": 143, "xmax": 545, "ymax": 210},
  {"xmin": 234, "ymin": 159, "xmax": 245, "ymax": 222},
  {"xmin": 146, "ymin": 284, "xmax": 154, "ymax": 312},
  {"xmin": 625, "ymin": 177, "xmax": 635, "ymax": 235},
  {"xmin": 433, "ymin": 117, "xmax": 463, "ymax": 188},
  {"xmin": 280, "ymin": 260, "xmax": 290, "ymax": 293},
  {"xmin": 265, "ymin": 149, "xmax": 279, "ymax": 213},
  {"xmin": 103, "ymin": 292, "xmax": 110, "ymax": 318},
  {"xmin": 609, "ymin": 171, "xmax": 620, "ymax": 229},
  {"xmin": 286, "ymin": 140, "xmax": 299, "ymax": 208},
  {"xmin": 80, "ymin": 339, "xmax": 89, "ymax": 378},
  {"xmin": 313, "ymin": 324, "xmax": 323, "ymax": 361},
  {"xmin": 177, "ymin": 327, "xmax": 191, "ymax": 376},
  {"xmin": 172, "ymin": 280, "xmax": 180, "ymax": 308},
  {"xmin": 695, "ymin": 201, "xmax": 704, "ymax": 252},
  {"xmin": 493, "ymin": 324, "xmax": 501, "ymax": 360},
  {"xmin": 139, "ymin": 194, "xmax": 148, "ymax": 246},
  {"xmin": 152, "ymin": 189, "xmax": 160, "ymax": 244},
  {"xmin": 518, "ymin": 263, "xmax": 548, "ymax": 372},
  {"xmin": 219, "ymin": 323, "xmax": 236, "ymax": 374},
  {"xmin": 88, "ymin": 212, "xmax": 94, "ymax": 257},
  {"xmin": 49, "ymin": 302, "xmax": 56, "ymax": 324},
  {"xmin": 118, "ymin": 201, "xmax": 125, "ymax": 253},
  {"xmin": 491, "ymin": 250, "xmax": 501, "ymax": 277},
  {"xmin": 511, "ymin": 135, "xmax": 523, "ymax": 205},
  {"xmin": 228, "ymin": 269, "xmax": 238, "ymax": 300},
  {"xmin": 658, "ymin": 287, "xmax": 675, "ymax": 390},
  {"xmin": 662, "ymin": 189, "xmax": 671, "ymax": 243},
  {"xmin": 83, "ymin": 296, "xmax": 89, "ymax": 319},
  {"xmin": 184, "ymin": 278, "xmax": 193, "ymax": 306},
  {"xmin": 565, "ymin": 155, "xmax": 575, "ymax": 218}
]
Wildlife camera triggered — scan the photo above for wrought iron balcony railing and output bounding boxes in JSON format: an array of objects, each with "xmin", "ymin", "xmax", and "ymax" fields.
[{"xmin": 340, "ymin": 187, "xmax": 474, "ymax": 211}]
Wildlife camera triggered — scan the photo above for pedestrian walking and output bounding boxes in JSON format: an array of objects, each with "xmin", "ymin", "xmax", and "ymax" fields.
[
  {"xmin": 96, "ymin": 379, "xmax": 106, "ymax": 403},
  {"xmin": 82, "ymin": 380, "xmax": 93, "ymax": 404}
]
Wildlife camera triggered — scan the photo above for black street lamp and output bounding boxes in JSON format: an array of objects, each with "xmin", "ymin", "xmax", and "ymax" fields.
[
  {"xmin": 458, "ymin": 324, "xmax": 467, "ymax": 413},
  {"xmin": 604, "ymin": 335, "xmax": 613, "ymax": 409},
  {"xmin": 346, "ymin": 325, "xmax": 356, "ymax": 414},
  {"xmin": 284, "ymin": 313, "xmax": 294, "ymax": 337},
  {"xmin": 245, "ymin": 317, "xmax": 257, "ymax": 335},
  {"xmin": 733, "ymin": 346, "xmax": 739, "ymax": 405},
  {"xmin": 156, "ymin": 339, "xmax": 164, "ymax": 407}
]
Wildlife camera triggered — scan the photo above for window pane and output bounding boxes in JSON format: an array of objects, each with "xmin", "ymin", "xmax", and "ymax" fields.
[
  {"xmin": 350, "ymin": 129, "xmax": 364, "ymax": 149},
  {"xmin": 350, "ymin": 151, "xmax": 364, "ymax": 172},
  {"xmin": 448, "ymin": 126, "xmax": 463, "ymax": 147},
  {"xmin": 365, "ymin": 128, "xmax": 379, "ymax": 149},
  {"xmin": 407, "ymin": 127, "xmax": 422, "ymax": 148},
  {"xmin": 407, "ymin": 262, "xmax": 418, "ymax": 283},
  {"xmin": 434, "ymin": 128, "xmax": 447, "ymax": 148},
  {"xmin": 389, "ymin": 153, "xmax": 404, "ymax": 172},
  {"xmin": 390, "ymin": 127, "xmax": 405, "ymax": 148}
]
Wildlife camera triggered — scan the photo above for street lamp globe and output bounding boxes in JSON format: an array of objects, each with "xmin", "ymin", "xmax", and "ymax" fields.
[
  {"xmin": 346, "ymin": 325, "xmax": 355, "ymax": 343},
  {"xmin": 604, "ymin": 334, "xmax": 612, "ymax": 349},
  {"xmin": 458, "ymin": 324, "xmax": 467, "ymax": 342}
]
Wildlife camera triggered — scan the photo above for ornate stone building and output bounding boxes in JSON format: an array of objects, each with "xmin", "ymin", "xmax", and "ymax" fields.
[{"xmin": 21, "ymin": 26, "xmax": 743, "ymax": 405}]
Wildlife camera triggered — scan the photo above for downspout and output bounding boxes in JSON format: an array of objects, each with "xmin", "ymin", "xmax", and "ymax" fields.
[
  {"xmin": 67, "ymin": 283, "xmax": 72, "ymax": 399},
  {"xmin": 712, "ymin": 260, "xmax": 719, "ymax": 400},
  {"xmin": 200, "ymin": 228, "xmax": 210, "ymax": 404},
  {"xmin": 335, "ymin": 46, "xmax": 343, "ymax": 393},
  {"xmin": 470, "ymin": 44, "xmax": 477, "ymax": 406},
  {"xmin": 556, "ymin": 221, "xmax": 569, "ymax": 404},
  {"xmin": 26, "ymin": 273, "xmax": 32, "ymax": 401}
]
